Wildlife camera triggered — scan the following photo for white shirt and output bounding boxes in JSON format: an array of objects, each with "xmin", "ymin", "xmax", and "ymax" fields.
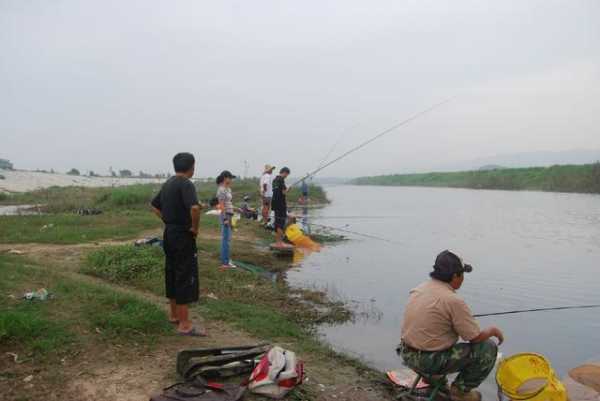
[{"xmin": 260, "ymin": 173, "xmax": 273, "ymax": 197}]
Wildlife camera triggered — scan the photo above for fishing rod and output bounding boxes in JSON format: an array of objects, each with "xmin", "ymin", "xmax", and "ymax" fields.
[
  {"xmin": 474, "ymin": 304, "xmax": 600, "ymax": 318},
  {"xmin": 304, "ymin": 221, "xmax": 401, "ymax": 244},
  {"xmin": 315, "ymin": 122, "xmax": 360, "ymax": 171},
  {"xmin": 289, "ymin": 98, "xmax": 451, "ymax": 187}
]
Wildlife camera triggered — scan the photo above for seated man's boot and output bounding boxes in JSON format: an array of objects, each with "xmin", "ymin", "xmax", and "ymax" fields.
[{"xmin": 450, "ymin": 385, "xmax": 481, "ymax": 401}]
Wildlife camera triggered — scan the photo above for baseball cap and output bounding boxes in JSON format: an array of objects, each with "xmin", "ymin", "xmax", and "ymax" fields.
[
  {"xmin": 433, "ymin": 250, "xmax": 473, "ymax": 275},
  {"xmin": 264, "ymin": 164, "xmax": 275, "ymax": 172},
  {"xmin": 220, "ymin": 170, "xmax": 236, "ymax": 179}
]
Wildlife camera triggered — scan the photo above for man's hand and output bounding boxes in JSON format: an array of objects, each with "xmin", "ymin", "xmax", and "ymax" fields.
[
  {"xmin": 489, "ymin": 326, "xmax": 504, "ymax": 345},
  {"xmin": 470, "ymin": 325, "xmax": 505, "ymax": 345},
  {"xmin": 151, "ymin": 206, "xmax": 163, "ymax": 220},
  {"xmin": 189, "ymin": 227, "xmax": 198, "ymax": 238}
]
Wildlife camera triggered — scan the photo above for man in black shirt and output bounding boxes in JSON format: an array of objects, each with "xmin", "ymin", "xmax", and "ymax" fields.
[
  {"xmin": 271, "ymin": 167, "xmax": 290, "ymax": 247},
  {"xmin": 151, "ymin": 153, "xmax": 205, "ymax": 336}
]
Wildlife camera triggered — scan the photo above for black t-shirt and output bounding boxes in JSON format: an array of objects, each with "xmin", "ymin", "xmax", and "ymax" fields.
[
  {"xmin": 151, "ymin": 176, "xmax": 199, "ymax": 229},
  {"xmin": 271, "ymin": 175, "xmax": 287, "ymax": 211}
]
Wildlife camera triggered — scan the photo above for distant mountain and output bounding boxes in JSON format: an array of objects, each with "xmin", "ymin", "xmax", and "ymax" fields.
[{"xmin": 435, "ymin": 149, "xmax": 600, "ymax": 172}]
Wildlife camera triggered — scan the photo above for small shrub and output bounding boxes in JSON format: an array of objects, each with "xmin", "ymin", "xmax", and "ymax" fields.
[
  {"xmin": 0, "ymin": 158, "xmax": 13, "ymax": 170},
  {"xmin": 84, "ymin": 245, "xmax": 163, "ymax": 283},
  {"xmin": 67, "ymin": 168, "xmax": 80, "ymax": 176}
]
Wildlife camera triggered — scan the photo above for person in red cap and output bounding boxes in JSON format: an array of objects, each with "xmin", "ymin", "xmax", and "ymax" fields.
[{"xmin": 397, "ymin": 250, "xmax": 504, "ymax": 401}]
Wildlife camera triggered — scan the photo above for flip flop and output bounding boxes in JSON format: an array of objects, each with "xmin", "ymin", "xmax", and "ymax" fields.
[
  {"xmin": 169, "ymin": 319, "xmax": 179, "ymax": 325},
  {"xmin": 178, "ymin": 327, "xmax": 208, "ymax": 337}
]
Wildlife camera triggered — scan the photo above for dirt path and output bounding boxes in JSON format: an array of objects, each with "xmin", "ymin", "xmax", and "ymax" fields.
[{"xmin": 2, "ymin": 239, "xmax": 393, "ymax": 401}]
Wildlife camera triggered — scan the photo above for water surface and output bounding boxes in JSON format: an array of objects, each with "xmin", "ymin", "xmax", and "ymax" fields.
[{"xmin": 288, "ymin": 185, "xmax": 600, "ymax": 389}]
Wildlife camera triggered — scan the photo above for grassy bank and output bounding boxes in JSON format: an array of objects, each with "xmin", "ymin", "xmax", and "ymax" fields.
[
  {"xmin": 352, "ymin": 163, "xmax": 600, "ymax": 194},
  {"xmin": 0, "ymin": 254, "xmax": 174, "ymax": 399},
  {"xmin": 0, "ymin": 180, "xmax": 328, "ymax": 244},
  {"xmin": 0, "ymin": 178, "xmax": 328, "ymax": 210},
  {"xmin": 0, "ymin": 182, "xmax": 390, "ymax": 401}
]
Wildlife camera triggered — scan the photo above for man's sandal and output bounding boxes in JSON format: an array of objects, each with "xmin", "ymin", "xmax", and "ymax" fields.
[{"xmin": 178, "ymin": 327, "xmax": 208, "ymax": 337}]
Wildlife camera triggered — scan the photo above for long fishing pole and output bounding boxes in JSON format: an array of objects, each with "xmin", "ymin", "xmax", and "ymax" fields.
[
  {"xmin": 315, "ymin": 122, "xmax": 360, "ymax": 170},
  {"xmin": 289, "ymin": 98, "xmax": 451, "ymax": 187},
  {"xmin": 305, "ymin": 221, "xmax": 401, "ymax": 244},
  {"xmin": 474, "ymin": 304, "xmax": 600, "ymax": 318}
]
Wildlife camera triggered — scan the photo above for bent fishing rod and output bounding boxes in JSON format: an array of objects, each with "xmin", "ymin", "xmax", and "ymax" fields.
[
  {"xmin": 289, "ymin": 98, "xmax": 451, "ymax": 187},
  {"xmin": 474, "ymin": 304, "xmax": 600, "ymax": 318}
]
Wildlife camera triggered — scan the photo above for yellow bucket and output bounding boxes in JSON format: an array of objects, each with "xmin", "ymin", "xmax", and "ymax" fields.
[
  {"xmin": 496, "ymin": 353, "xmax": 567, "ymax": 401},
  {"xmin": 285, "ymin": 224, "xmax": 321, "ymax": 251}
]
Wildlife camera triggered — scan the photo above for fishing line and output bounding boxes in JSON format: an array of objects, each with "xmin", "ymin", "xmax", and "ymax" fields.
[
  {"xmin": 474, "ymin": 304, "xmax": 600, "ymax": 318},
  {"xmin": 289, "ymin": 98, "xmax": 452, "ymax": 187},
  {"xmin": 304, "ymin": 221, "xmax": 401, "ymax": 244},
  {"xmin": 309, "ymin": 215, "xmax": 404, "ymax": 220}
]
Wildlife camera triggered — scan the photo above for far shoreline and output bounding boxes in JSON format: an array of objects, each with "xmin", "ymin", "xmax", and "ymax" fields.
[{"xmin": 351, "ymin": 163, "xmax": 600, "ymax": 195}]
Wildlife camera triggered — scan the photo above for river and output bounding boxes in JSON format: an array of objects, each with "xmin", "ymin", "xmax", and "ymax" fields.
[{"xmin": 288, "ymin": 185, "xmax": 600, "ymax": 393}]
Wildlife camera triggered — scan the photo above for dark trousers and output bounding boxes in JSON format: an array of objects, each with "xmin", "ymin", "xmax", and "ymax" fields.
[{"xmin": 163, "ymin": 227, "xmax": 199, "ymax": 305}]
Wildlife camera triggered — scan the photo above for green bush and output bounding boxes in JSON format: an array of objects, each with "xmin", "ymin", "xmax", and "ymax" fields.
[{"xmin": 84, "ymin": 245, "xmax": 164, "ymax": 283}]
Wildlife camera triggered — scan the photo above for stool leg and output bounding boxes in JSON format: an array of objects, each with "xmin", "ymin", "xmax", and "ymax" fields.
[
  {"xmin": 409, "ymin": 373, "xmax": 422, "ymax": 394},
  {"xmin": 428, "ymin": 384, "xmax": 441, "ymax": 401}
]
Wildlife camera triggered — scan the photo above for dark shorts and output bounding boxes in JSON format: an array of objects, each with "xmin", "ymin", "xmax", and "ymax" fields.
[
  {"xmin": 273, "ymin": 209, "xmax": 287, "ymax": 230},
  {"xmin": 163, "ymin": 227, "xmax": 199, "ymax": 305},
  {"xmin": 262, "ymin": 196, "xmax": 272, "ymax": 207}
]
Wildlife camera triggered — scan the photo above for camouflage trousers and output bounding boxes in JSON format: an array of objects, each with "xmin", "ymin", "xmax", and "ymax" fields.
[{"xmin": 397, "ymin": 340, "xmax": 498, "ymax": 392}]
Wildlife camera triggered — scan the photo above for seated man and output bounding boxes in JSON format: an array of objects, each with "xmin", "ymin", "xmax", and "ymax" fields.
[
  {"xmin": 239, "ymin": 195, "xmax": 258, "ymax": 220},
  {"xmin": 398, "ymin": 250, "xmax": 504, "ymax": 401}
]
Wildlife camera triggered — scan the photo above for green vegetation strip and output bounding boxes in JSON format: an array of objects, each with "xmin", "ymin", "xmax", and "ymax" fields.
[
  {"xmin": 0, "ymin": 255, "xmax": 171, "ymax": 356},
  {"xmin": 352, "ymin": 163, "xmax": 600, "ymax": 194},
  {"xmin": 0, "ymin": 179, "xmax": 329, "ymax": 211},
  {"xmin": 0, "ymin": 211, "xmax": 159, "ymax": 244},
  {"xmin": 83, "ymin": 243, "xmax": 350, "ymax": 335}
]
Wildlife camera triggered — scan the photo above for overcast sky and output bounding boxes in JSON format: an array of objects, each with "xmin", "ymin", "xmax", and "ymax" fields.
[{"xmin": 1, "ymin": 0, "xmax": 599, "ymax": 177}]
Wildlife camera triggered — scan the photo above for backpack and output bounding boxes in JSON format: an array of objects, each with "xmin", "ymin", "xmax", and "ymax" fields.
[{"xmin": 248, "ymin": 346, "xmax": 304, "ymax": 399}]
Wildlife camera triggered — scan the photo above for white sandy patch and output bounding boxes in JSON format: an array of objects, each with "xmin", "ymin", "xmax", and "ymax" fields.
[{"xmin": 0, "ymin": 170, "xmax": 163, "ymax": 193}]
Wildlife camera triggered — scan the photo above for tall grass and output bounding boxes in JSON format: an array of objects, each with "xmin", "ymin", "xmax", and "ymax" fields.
[{"xmin": 352, "ymin": 163, "xmax": 600, "ymax": 194}]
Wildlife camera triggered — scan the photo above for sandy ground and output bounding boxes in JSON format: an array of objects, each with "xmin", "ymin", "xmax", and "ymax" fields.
[{"xmin": 0, "ymin": 169, "xmax": 164, "ymax": 193}]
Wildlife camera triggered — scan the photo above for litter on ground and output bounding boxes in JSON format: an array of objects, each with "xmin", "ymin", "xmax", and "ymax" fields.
[{"xmin": 23, "ymin": 288, "xmax": 51, "ymax": 301}]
